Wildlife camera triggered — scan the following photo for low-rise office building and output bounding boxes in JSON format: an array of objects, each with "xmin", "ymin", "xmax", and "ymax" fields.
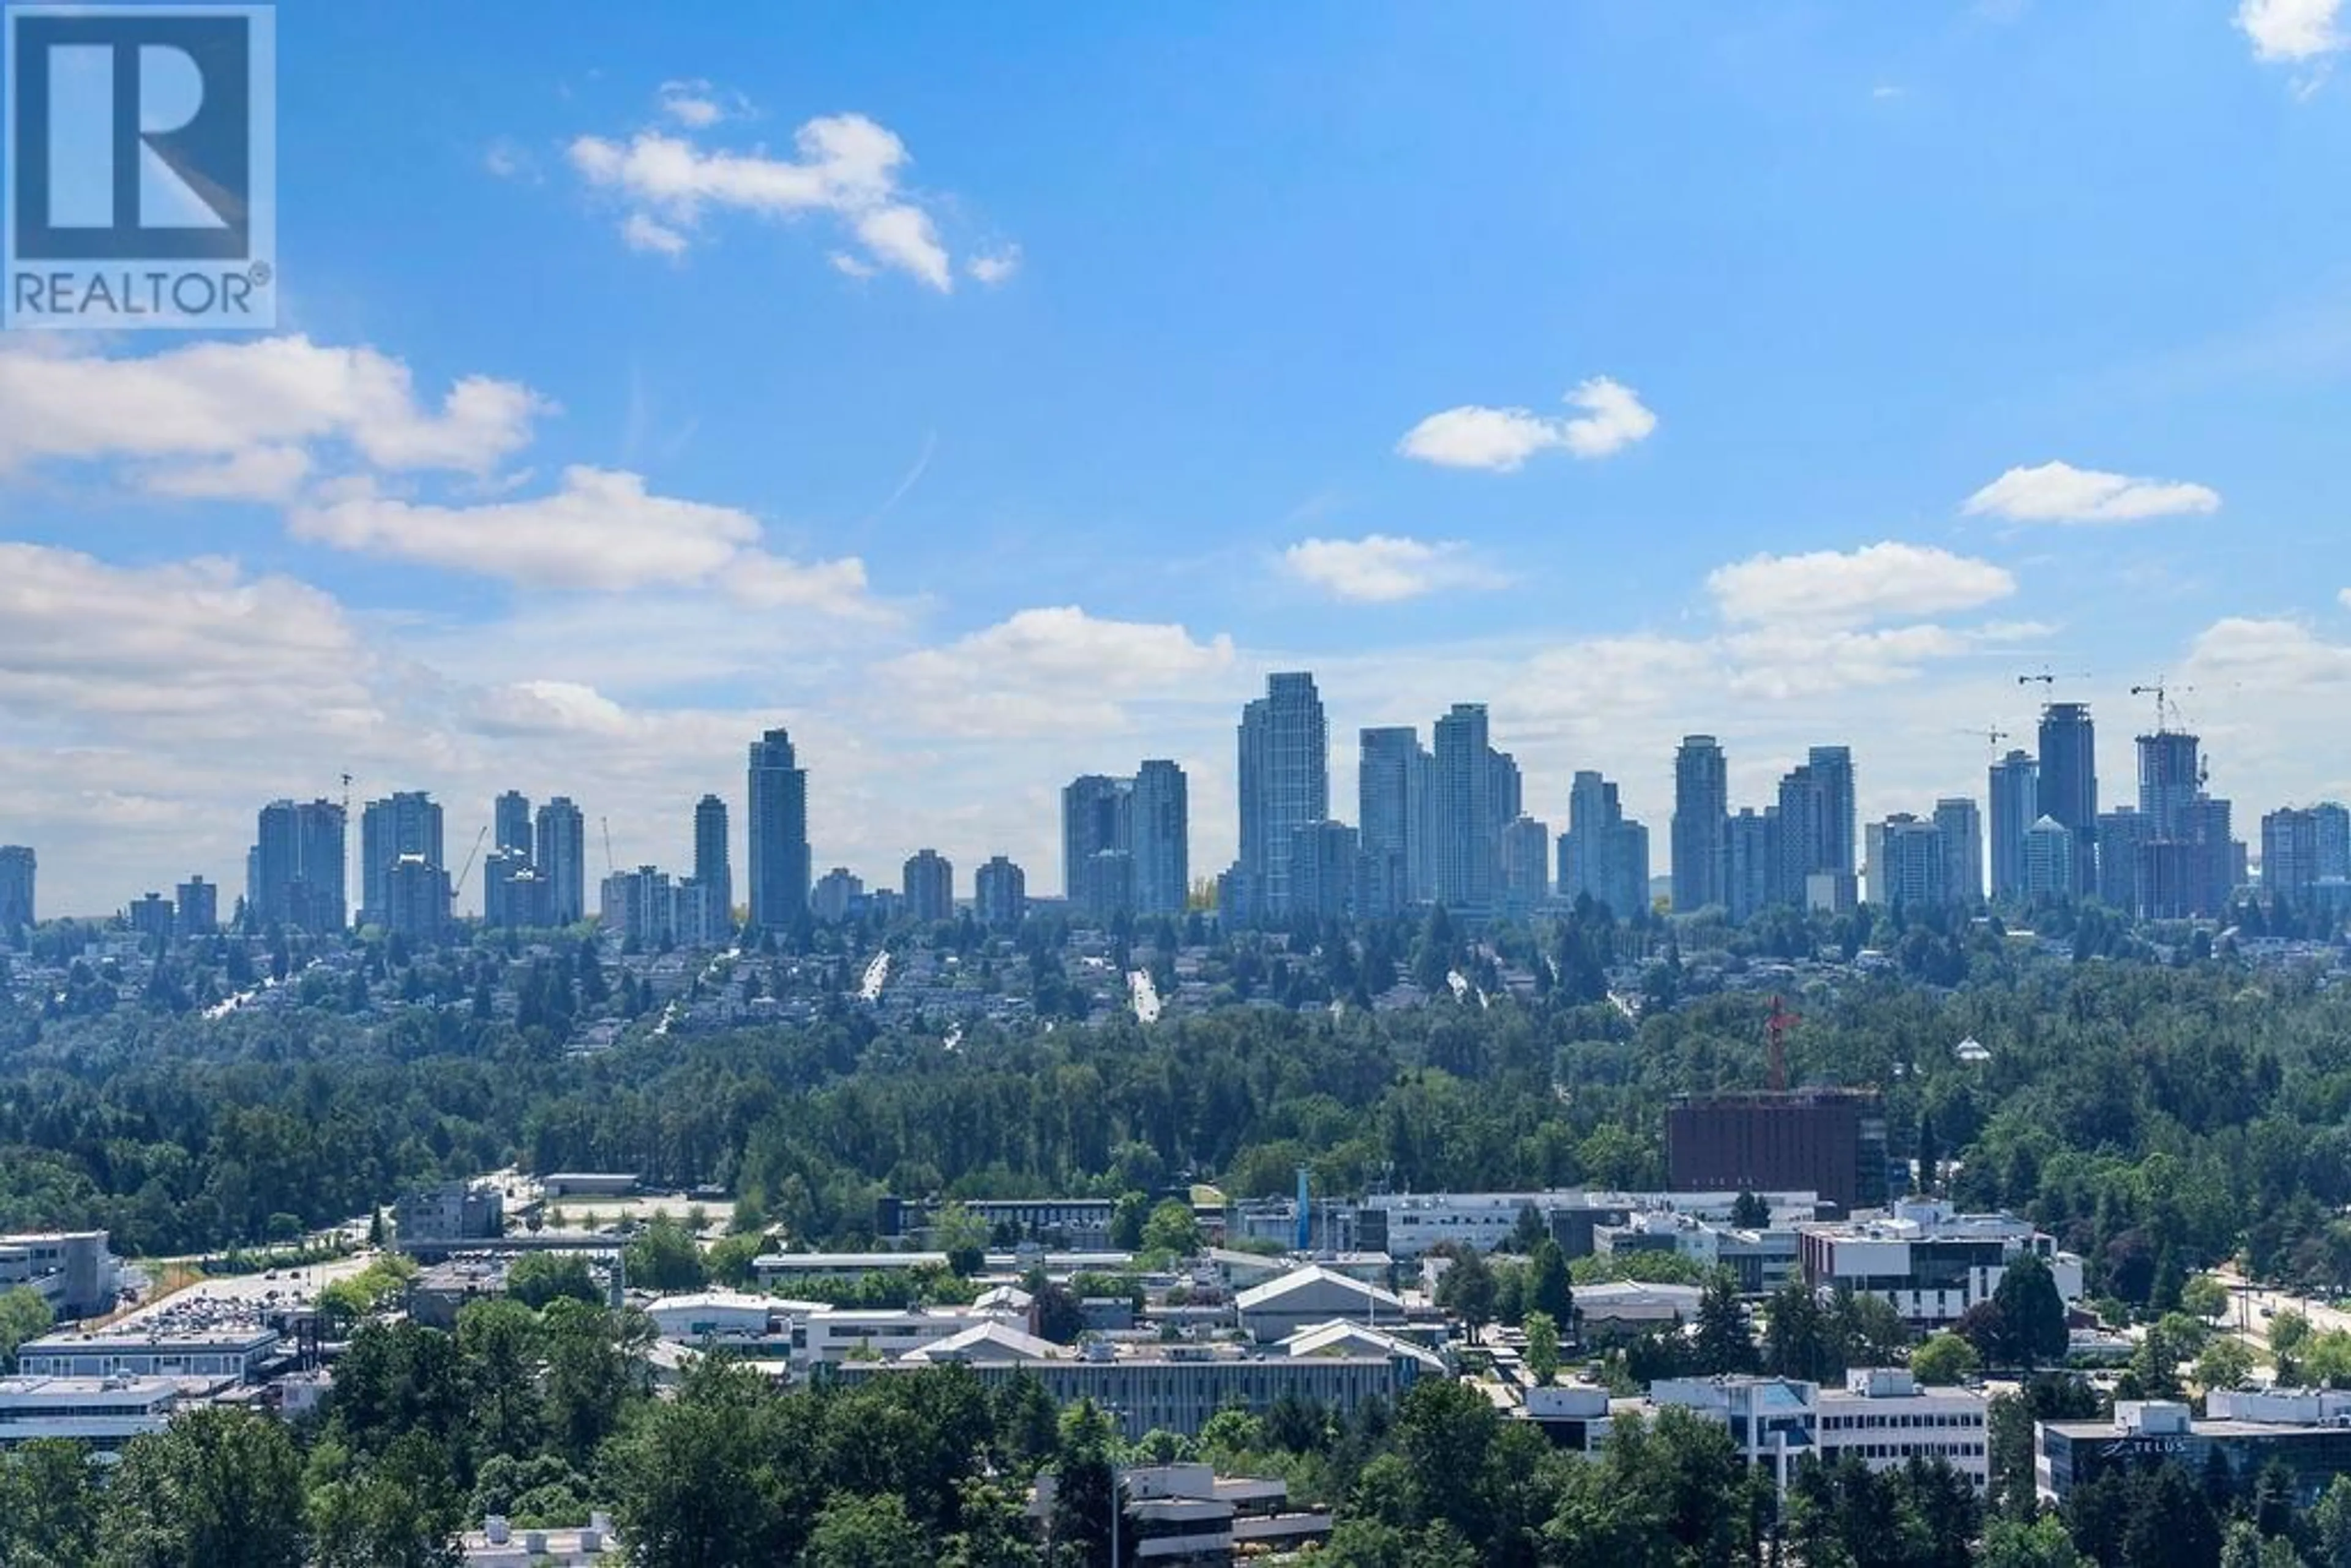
[
  {"xmin": 1816, "ymin": 1368, "xmax": 1991, "ymax": 1488},
  {"xmin": 0, "ymin": 1231, "xmax": 119, "ymax": 1319},
  {"xmin": 2039, "ymin": 1395, "xmax": 2351, "ymax": 1509},
  {"xmin": 1029, "ymin": 1463, "xmax": 1334, "ymax": 1567},
  {"xmin": 839, "ymin": 1332, "xmax": 1433, "ymax": 1441},
  {"xmin": 396, "ymin": 1182, "xmax": 505, "ymax": 1247},
  {"xmin": 1798, "ymin": 1201, "xmax": 2083, "ymax": 1329},
  {"xmin": 0, "ymin": 1375, "xmax": 181, "ymax": 1454},
  {"xmin": 1594, "ymin": 1210, "xmax": 1799, "ymax": 1296},
  {"xmin": 1649, "ymin": 1376, "xmax": 1822, "ymax": 1493},
  {"xmin": 18, "ymin": 1320, "xmax": 279, "ymax": 1384}
]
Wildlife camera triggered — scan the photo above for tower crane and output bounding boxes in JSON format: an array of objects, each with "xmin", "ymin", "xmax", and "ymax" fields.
[
  {"xmin": 602, "ymin": 817, "xmax": 616, "ymax": 877},
  {"xmin": 1953, "ymin": 724, "xmax": 2011, "ymax": 757},
  {"xmin": 2017, "ymin": 666, "xmax": 2093, "ymax": 689},
  {"xmin": 451, "ymin": 825, "xmax": 489, "ymax": 898},
  {"xmin": 2129, "ymin": 678, "xmax": 2195, "ymax": 734}
]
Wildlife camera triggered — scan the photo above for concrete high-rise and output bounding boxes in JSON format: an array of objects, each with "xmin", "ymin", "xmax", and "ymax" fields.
[
  {"xmin": 1671, "ymin": 736, "xmax": 1730, "ymax": 913},
  {"xmin": 1499, "ymin": 816, "xmax": 1551, "ymax": 917},
  {"xmin": 1560, "ymin": 770, "xmax": 1650, "ymax": 918},
  {"xmin": 176, "ymin": 876, "xmax": 219, "ymax": 938},
  {"xmin": 0, "ymin": 846, "xmax": 32, "ymax": 934},
  {"xmin": 1431, "ymin": 704, "xmax": 1497, "ymax": 912},
  {"xmin": 494, "ymin": 791, "xmax": 533, "ymax": 855},
  {"xmin": 2319, "ymin": 804, "xmax": 2351, "ymax": 882},
  {"xmin": 254, "ymin": 798, "xmax": 347, "ymax": 931},
  {"xmin": 383, "ymin": 854, "xmax": 449, "ymax": 942},
  {"xmin": 1727, "ymin": 807, "xmax": 1778, "ymax": 924},
  {"xmin": 974, "ymin": 856, "xmax": 1027, "ymax": 927},
  {"xmin": 2137, "ymin": 730, "xmax": 2202, "ymax": 840},
  {"xmin": 534, "ymin": 798, "xmax": 587, "ymax": 925},
  {"xmin": 1288, "ymin": 820, "xmax": 1359, "ymax": 922},
  {"xmin": 1988, "ymin": 751, "xmax": 2039, "ymax": 902},
  {"xmin": 2263, "ymin": 806, "xmax": 2347, "ymax": 901},
  {"xmin": 1876, "ymin": 814, "xmax": 1946, "ymax": 910},
  {"xmin": 2036, "ymin": 703, "xmax": 2099, "ymax": 896},
  {"xmin": 1767, "ymin": 746, "xmax": 1856, "ymax": 911},
  {"xmin": 693, "ymin": 793, "xmax": 732, "ymax": 930},
  {"xmin": 2025, "ymin": 816, "xmax": 2075, "ymax": 899},
  {"xmin": 361, "ymin": 792, "xmax": 443, "ymax": 930},
  {"xmin": 2096, "ymin": 807, "xmax": 2148, "ymax": 914},
  {"xmin": 1063, "ymin": 775, "xmax": 1132, "ymax": 902},
  {"xmin": 902, "ymin": 849, "xmax": 954, "ymax": 923},
  {"xmin": 1932, "ymin": 798, "xmax": 1983, "ymax": 906},
  {"xmin": 1357, "ymin": 726, "xmax": 1428, "ymax": 916},
  {"xmin": 1237, "ymin": 673, "xmax": 1329, "ymax": 920},
  {"xmin": 747, "ymin": 729, "xmax": 811, "ymax": 929},
  {"xmin": 1130, "ymin": 760, "xmax": 1189, "ymax": 917}
]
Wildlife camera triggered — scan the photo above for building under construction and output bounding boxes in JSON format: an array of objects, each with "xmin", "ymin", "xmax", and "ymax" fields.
[{"xmin": 1665, "ymin": 1088, "xmax": 1889, "ymax": 1215}]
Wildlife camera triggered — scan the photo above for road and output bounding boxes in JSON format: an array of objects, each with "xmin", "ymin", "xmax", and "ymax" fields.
[{"xmin": 2212, "ymin": 1268, "xmax": 2351, "ymax": 1348}]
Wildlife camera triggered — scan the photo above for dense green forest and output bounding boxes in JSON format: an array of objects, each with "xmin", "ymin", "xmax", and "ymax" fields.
[
  {"xmin": 9, "ymin": 1311, "xmax": 2351, "ymax": 1566},
  {"xmin": 8, "ymin": 912, "xmax": 2351, "ymax": 1321}
]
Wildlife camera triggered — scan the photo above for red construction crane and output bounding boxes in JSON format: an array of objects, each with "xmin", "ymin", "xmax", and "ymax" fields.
[{"xmin": 1765, "ymin": 994, "xmax": 1800, "ymax": 1093}]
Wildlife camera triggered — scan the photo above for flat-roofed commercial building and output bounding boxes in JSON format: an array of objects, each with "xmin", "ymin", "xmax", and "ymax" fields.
[
  {"xmin": 18, "ymin": 1321, "xmax": 279, "ymax": 1384},
  {"xmin": 838, "ymin": 1335, "xmax": 1435, "ymax": 1441},
  {"xmin": 0, "ymin": 1375, "xmax": 182, "ymax": 1454},
  {"xmin": 1816, "ymin": 1368, "xmax": 1990, "ymax": 1488},
  {"xmin": 0, "ymin": 1231, "xmax": 119, "ymax": 1319},
  {"xmin": 1798, "ymin": 1201, "xmax": 2083, "ymax": 1329},
  {"xmin": 2039, "ymin": 1395, "xmax": 2351, "ymax": 1509}
]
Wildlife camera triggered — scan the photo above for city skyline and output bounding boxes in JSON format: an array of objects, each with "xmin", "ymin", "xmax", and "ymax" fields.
[
  {"xmin": 18, "ymin": 681, "xmax": 2349, "ymax": 926},
  {"xmin": 2, "ymin": 9, "xmax": 2349, "ymax": 912}
]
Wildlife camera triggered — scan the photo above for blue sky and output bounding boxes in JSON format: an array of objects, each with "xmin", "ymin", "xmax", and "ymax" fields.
[{"xmin": 4, "ymin": 0, "xmax": 2350, "ymax": 913}]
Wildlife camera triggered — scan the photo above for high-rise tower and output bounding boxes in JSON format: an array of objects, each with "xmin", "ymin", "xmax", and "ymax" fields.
[
  {"xmin": 2036, "ymin": 703, "xmax": 2099, "ymax": 896},
  {"xmin": 747, "ymin": 729, "xmax": 811, "ymax": 929},
  {"xmin": 1671, "ymin": 736, "xmax": 1730, "ymax": 912},
  {"xmin": 1236, "ymin": 673, "xmax": 1329, "ymax": 919}
]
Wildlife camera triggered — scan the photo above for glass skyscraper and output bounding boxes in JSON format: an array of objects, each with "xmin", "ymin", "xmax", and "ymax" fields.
[
  {"xmin": 1236, "ymin": 672, "xmax": 1328, "ymax": 918},
  {"xmin": 1671, "ymin": 735, "xmax": 1730, "ymax": 912},
  {"xmin": 747, "ymin": 729, "xmax": 810, "ymax": 929},
  {"xmin": 2036, "ymin": 703, "xmax": 2099, "ymax": 896}
]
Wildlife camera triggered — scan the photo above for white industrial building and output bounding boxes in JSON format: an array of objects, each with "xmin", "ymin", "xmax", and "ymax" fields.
[
  {"xmin": 0, "ymin": 1375, "xmax": 182, "ymax": 1455},
  {"xmin": 1234, "ymin": 1266, "xmax": 1405, "ymax": 1344},
  {"xmin": 1815, "ymin": 1368, "xmax": 1991, "ymax": 1488},
  {"xmin": 1796, "ymin": 1201, "xmax": 2083, "ymax": 1329}
]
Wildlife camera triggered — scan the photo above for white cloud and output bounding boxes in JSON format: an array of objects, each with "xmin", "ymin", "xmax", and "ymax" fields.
[
  {"xmin": 829, "ymin": 252, "xmax": 878, "ymax": 280},
  {"xmin": 568, "ymin": 108, "xmax": 989, "ymax": 289},
  {"xmin": 288, "ymin": 465, "xmax": 879, "ymax": 610},
  {"xmin": 621, "ymin": 212, "xmax": 689, "ymax": 257},
  {"xmin": 1706, "ymin": 542, "xmax": 2017, "ymax": 628},
  {"xmin": 483, "ymin": 138, "xmax": 538, "ymax": 182},
  {"xmin": 1962, "ymin": 460, "xmax": 2221, "ymax": 524},
  {"xmin": 2238, "ymin": 0, "xmax": 2344, "ymax": 62},
  {"xmin": 139, "ymin": 445, "xmax": 314, "ymax": 502},
  {"xmin": 1871, "ymin": 84, "xmax": 1906, "ymax": 99},
  {"xmin": 0, "ymin": 543, "xmax": 377, "ymax": 740},
  {"xmin": 0, "ymin": 336, "xmax": 546, "ymax": 481},
  {"xmin": 852, "ymin": 204, "xmax": 951, "ymax": 291},
  {"xmin": 656, "ymin": 78, "xmax": 749, "ymax": 129},
  {"xmin": 880, "ymin": 607, "xmax": 1239, "ymax": 737},
  {"xmin": 1397, "ymin": 377, "xmax": 1657, "ymax": 470},
  {"xmin": 1281, "ymin": 535, "xmax": 1510, "ymax": 603},
  {"xmin": 2341, "ymin": 587, "xmax": 2351, "ymax": 610},
  {"xmin": 967, "ymin": 246, "xmax": 1022, "ymax": 285}
]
